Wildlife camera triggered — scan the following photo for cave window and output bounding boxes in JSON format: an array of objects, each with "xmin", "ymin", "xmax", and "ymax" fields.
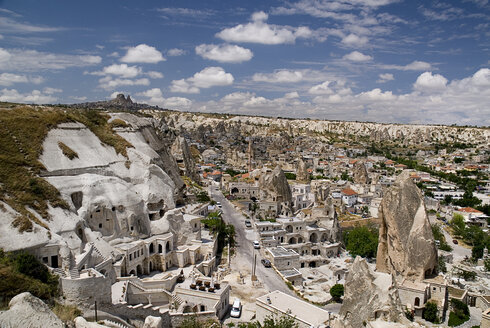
[
  {"xmin": 98, "ymin": 223, "xmax": 102, "ymax": 229},
  {"xmin": 130, "ymin": 226, "xmax": 134, "ymax": 231},
  {"xmin": 112, "ymin": 207, "xmax": 115, "ymax": 211},
  {"xmin": 414, "ymin": 297, "xmax": 420, "ymax": 307}
]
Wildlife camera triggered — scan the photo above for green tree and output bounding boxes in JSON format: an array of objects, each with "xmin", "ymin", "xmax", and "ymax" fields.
[
  {"xmin": 344, "ymin": 225, "xmax": 378, "ymax": 258},
  {"xmin": 450, "ymin": 214, "xmax": 466, "ymax": 237},
  {"xmin": 423, "ymin": 301, "xmax": 439, "ymax": 323},
  {"xmin": 330, "ymin": 284, "xmax": 344, "ymax": 302},
  {"xmin": 472, "ymin": 244, "xmax": 485, "ymax": 260},
  {"xmin": 438, "ymin": 257, "xmax": 447, "ymax": 273}
]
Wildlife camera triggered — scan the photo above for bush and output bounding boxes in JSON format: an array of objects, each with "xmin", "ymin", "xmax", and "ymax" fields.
[
  {"xmin": 343, "ymin": 225, "xmax": 378, "ymax": 258},
  {"xmin": 448, "ymin": 311, "xmax": 469, "ymax": 326},
  {"xmin": 330, "ymin": 284, "xmax": 344, "ymax": 302},
  {"xmin": 423, "ymin": 301, "xmax": 439, "ymax": 323}
]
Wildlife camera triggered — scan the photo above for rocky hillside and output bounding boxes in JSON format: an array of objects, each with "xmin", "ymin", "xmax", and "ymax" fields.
[
  {"xmin": 163, "ymin": 111, "xmax": 490, "ymax": 146},
  {"xmin": 0, "ymin": 105, "xmax": 184, "ymax": 257}
]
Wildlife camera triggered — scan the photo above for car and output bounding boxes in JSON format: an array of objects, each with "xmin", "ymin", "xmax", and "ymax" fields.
[
  {"xmin": 253, "ymin": 240, "xmax": 260, "ymax": 249},
  {"xmin": 230, "ymin": 298, "xmax": 241, "ymax": 318},
  {"xmin": 261, "ymin": 259, "xmax": 271, "ymax": 267},
  {"xmin": 453, "ymin": 239, "xmax": 459, "ymax": 244},
  {"xmin": 216, "ymin": 201, "xmax": 222, "ymax": 208},
  {"xmin": 245, "ymin": 220, "xmax": 252, "ymax": 228}
]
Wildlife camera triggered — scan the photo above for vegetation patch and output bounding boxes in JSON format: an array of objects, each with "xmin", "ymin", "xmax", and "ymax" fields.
[
  {"xmin": 448, "ymin": 299, "xmax": 470, "ymax": 326},
  {"xmin": 0, "ymin": 249, "xmax": 59, "ymax": 307},
  {"xmin": 51, "ymin": 302, "xmax": 82, "ymax": 323},
  {"xmin": 109, "ymin": 118, "xmax": 129, "ymax": 128},
  {"xmin": 0, "ymin": 106, "xmax": 133, "ymax": 231},
  {"xmin": 57, "ymin": 142, "xmax": 78, "ymax": 160},
  {"xmin": 343, "ymin": 224, "xmax": 379, "ymax": 259}
]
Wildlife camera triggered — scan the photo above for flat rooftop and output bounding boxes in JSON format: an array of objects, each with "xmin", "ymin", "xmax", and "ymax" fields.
[
  {"xmin": 257, "ymin": 290, "xmax": 331, "ymax": 326},
  {"xmin": 268, "ymin": 247, "xmax": 298, "ymax": 257}
]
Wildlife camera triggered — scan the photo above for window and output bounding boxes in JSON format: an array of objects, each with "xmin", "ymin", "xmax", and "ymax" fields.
[
  {"xmin": 414, "ymin": 297, "xmax": 420, "ymax": 307},
  {"xmin": 129, "ymin": 254, "xmax": 132, "ymax": 260},
  {"xmin": 99, "ymin": 223, "xmax": 102, "ymax": 228}
]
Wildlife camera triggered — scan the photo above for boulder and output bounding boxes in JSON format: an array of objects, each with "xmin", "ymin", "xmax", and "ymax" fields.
[
  {"xmin": 143, "ymin": 316, "xmax": 163, "ymax": 328},
  {"xmin": 0, "ymin": 292, "xmax": 63, "ymax": 328},
  {"xmin": 353, "ymin": 161, "xmax": 370, "ymax": 184},
  {"xmin": 376, "ymin": 171, "xmax": 438, "ymax": 281},
  {"xmin": 336, "ymin": 257, "xmax": 404, "ymax": 328}
]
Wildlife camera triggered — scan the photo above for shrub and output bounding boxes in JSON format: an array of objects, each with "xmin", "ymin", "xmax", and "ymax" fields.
[
  {"xmin": 343, "ymin": 224, "xmax": 378, "ymax": 258},
  {"xmin": 422, "ymin": 301, "xmax": 439, "ymax": 323},
  {"xmin": 330, "ymin": 284, "xmax": 344, "ymax": 302}
]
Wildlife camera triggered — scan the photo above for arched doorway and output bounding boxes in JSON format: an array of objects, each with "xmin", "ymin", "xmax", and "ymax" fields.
[
  {"xmin": 286, "ymin": 225, "xmax": 293, "ymax": 233},
  {"xmin": 129, "ymin": 269, "xmax": 136, "ymax": 276},
  {"xmin": 149, "ymin": 243, "xmax": 154, "ymax": 254},
  {"xmin": 158, "ymin": 244, "xmax": 163, "ymax": 253},
  {"xmin": 166, "ymin": 242, "xmax": 171, "ymax": 252},
  {"xmin": 136, "ymin": 265, "xmax": 142, "ymax": 276},
  {"xmin": 288, "ymin": 237, "xmax": 297, "ymax": 244},
  {"xmin": 321, "ymin": 233, "xmax": 328, "ymax": 242},
  {"xmin": 308, "ymin": 261, "xmax": 317, "ymax": 268},
  {"xmin": 414, "ymin": 297, "xmax": 420, "ymax": 307},
  {"xmin": 149, "ymin": 261, "xmax": 153, "ymax": 272},
  {"xmin": 310, "ymin": 233, "xmax": 318, "ymax": 243},
  {"xmin": 298, "ymin": 237, "xmax": 303, "ymax": 243}
]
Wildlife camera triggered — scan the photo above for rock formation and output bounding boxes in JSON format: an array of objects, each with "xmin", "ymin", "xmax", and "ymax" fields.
[
  {"xmin": 376, "ymin": 171, "xmax": 438, "ymax": 281},
  {"xmin": 296, "ymin": 158, "xmax": 310, "ymax": 182},
  {"xmin": 171, "ymin": 136, "xmax": 201, "ymax": 184},
  {"xmin": 259, "ymin": 165, "xmax": 292, "ymax": 203},
  {"xmin": 0, "ymin": 292, "xmax": 63, "ymax": 328},
  {"xmin": 353, "ymin": 161, "xmax": 370, "ymax": 184},
  {"xmin": 336, "ymin": 257, "xmax": 404, "ymax": 328}
]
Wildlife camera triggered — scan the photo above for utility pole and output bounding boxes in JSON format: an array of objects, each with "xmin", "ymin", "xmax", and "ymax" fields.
[{"xmin": 94, "ymin": 300, "xmax": 98, "ymax": 322}]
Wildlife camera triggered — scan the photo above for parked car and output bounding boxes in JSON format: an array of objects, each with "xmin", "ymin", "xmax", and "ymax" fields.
[
  {"xmin": 453, "ymin": 239, "xmax": 459, "ymax": 244},
  {"xmin": 230, "ymin": 298, "xmax": 242, "ymax": 318},
  {"xmin": 261, "ymin": 259, "xmax": 271, "ymax": 267},
  {"xmin": 216, "ymin": 201, "xmax": 222, "ymax": 208},
  {"xmin": 245, "ymin": 220, "xmax": 252, "ymax": 228},
  {"xmin": 253, "ymin": 240, "xmax": 260, "ymax": 249}
]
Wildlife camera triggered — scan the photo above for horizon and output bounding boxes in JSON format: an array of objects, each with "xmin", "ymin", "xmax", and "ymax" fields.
[{"xmin": 0, "ymin": 0, "xmax": 489, "ymax": 125}]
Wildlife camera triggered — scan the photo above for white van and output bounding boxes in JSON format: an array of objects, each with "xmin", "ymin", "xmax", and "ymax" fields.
[{"xmin": 230, "ymin": 298, "xmax": 241, "ymax": 318}]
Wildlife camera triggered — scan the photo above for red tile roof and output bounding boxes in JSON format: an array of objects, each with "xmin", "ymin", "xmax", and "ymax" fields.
[{"xmin": 341, "ymin": 188, "xmax": 358, "ymax": 196}]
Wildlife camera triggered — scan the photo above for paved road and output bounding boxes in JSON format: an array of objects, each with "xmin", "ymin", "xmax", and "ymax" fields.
[
  {"xmin": 209, "ymin": 185, "xmax": 295, "ymax": 296},
  {"xmin": 428, "ymin": 216, "xmax": 471, "ymax": 262}
]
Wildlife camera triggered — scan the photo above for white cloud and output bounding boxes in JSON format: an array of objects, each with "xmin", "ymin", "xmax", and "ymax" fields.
[
  {"xmin": 170, "ymin": 79, "xmax": 200, "ymax": 94},
  {"xmin": 0, "ymin": 16, "xmax": 64, "ymax": 34},
  {"xmin": 414, "ymin": 72, "xmax": 448, "ymax": 91},
  {"xmin": 341, "ymin": 34, "xmax": 369, "ymax": 47},
  {"xmin": 253, "ymin": 70, "xmax": 304, "ymax": 83},
  {"xmin": 189, "ymin": 67, "xmax": 234, "ymax": 88},
  {"xmin": 359, "ymin": 88, "xmax": 396, "ymax": 101},
  {"xmin": 381, "ymin": 61, "xmax": 432, "ymax": 71},
  {"xmin": 0, "ymin": 88, "xmax": 57, "ymax": 104},
  {"xmin": 167, "ymin": 48, "xmax": 186, "ymax": 56},
  {"xmin": 195, "ymin": 44, "xmax": 253, "ymax": 63},
  {"xmin": 99, "ymin": 76, "xmax": 150, "ymax": 90},
  {"xmin": 285, "ymin": 91, "xmax": 299, "ymax": 99},
  {"xmin": 170, "ymin": 67, "xmax": 234, "ymax": 93},
  {"xmin": 343, "ymin": 51, "xmax": 372, "ymax": 62},
  {"xmin": 121, "ymin": 44, "xmax": 165, "ymax": 63},
  {"xmin": 0, "ymin": 73, "xmax": 44, "ymax": 86},
  {"xmin": 137, "ymin": 88, "xmax": 192, "ymax": 109},
  {"xmin": 0, "ymin": 48, "xmax": 101, "ymax": 71},
  {"xmin": 43, "ymin": 87, "xmax": 62, "ymax": 94},
  {"xmin": 90, "ymin": 64, "xmax": 141, "ymax": 78},
  {"xmin": 377, "ymin": 73, "xmax": 394, "ymax": 83},
  {"xmin": 146, "ymin": 71, "xmax": 164, "ymax": 79},
  {"xmin": 216, "ymin": 11, "xmax": 314, "ymax": 45},
  {"xmin": 309, "ymin": 81, "xmax": 334, "ymax": 94}
]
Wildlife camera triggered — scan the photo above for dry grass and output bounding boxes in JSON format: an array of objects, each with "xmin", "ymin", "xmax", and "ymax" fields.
[
  {"xmin": 51, "ymin": 302, "xmax": 82, "ymax": 322},
  {"xmin": 58, "ymin": 142, "xmax": 78, "ymax": 160},
  {"xmin": 109, "ymin": 118, "xmax": 129, "ymax": 128}
]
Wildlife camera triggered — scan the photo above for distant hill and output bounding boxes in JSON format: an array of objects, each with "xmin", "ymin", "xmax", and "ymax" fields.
[{"xmin": 68, "ymin": 93, "xmax": 166, "ymax": 111}]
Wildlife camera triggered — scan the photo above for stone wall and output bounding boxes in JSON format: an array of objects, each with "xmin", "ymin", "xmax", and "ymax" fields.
[{"xmin": 60, "ymin": 272, "xmax": 111, "ymax": 307}]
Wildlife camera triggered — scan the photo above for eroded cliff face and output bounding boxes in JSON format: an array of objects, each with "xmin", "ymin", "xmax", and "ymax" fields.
[
  {"xmin": 376, "ymin": 171, "xmax": 438, "ymax": 281},
  {"xmin": 259, "ymin": 165, "xmax": 292, "ymax": 203},
  {"xmin": 336, "ymin": 257, "xmax": 404, "ymax": 328},
  {"xmin": 0, "ymin": 112, "xmax": 185, "ymax": 256}
]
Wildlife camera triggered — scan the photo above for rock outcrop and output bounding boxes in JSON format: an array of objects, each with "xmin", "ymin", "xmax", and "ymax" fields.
[
  {"xmin": 336, "ymin": 257, "xmax": 404, "ymax": 328},
  {"xmin": 296, "ymin": 158, "xmax": 310, "ymax": 182},
  {"xmin": 143, "ymin": 316, "xmax": 163, "ymax": 328},
  {"xmin": 259, "ymin": 165, "xmax": 292, "ymax": 203},
  {"xmin": 376, "ymin": 171, "xmax": 438, "ymax": 281},
  {"xmin": 0, "ymin": 292, "xmax": 63, "ymax": 328},
  {"xmin": 353, "ymin": 161, "xmax": 370, "ymax": 184},
  {"xmin": 171, "ymin": 136, "xmax": 201, "ymax": 184}
]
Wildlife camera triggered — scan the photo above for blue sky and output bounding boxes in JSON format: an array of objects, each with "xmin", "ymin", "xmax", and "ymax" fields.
[{"xmin": 0, "ymin": 0, "xmax": 489, "ymax": 125}]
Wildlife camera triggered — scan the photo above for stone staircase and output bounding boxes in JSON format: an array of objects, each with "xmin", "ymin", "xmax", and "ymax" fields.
[
  {"xmin": 103, "ymin": 319, "xmax": 132, "ymax": 328},
  {"xmin": 172, "ymin": 294, "xmax": 184, "ymax": 309}
]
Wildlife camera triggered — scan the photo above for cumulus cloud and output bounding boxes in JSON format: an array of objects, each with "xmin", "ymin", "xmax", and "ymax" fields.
[
  {"xmin": 121, "ymin": 44, "xmax": 165, "ymax": 63},
  {"xmin": 341, "ymin": 34, "xmax": 369, "ymax": 47},
  {"xmin": 414, "ymin": 72, "xmax": 448, "ymax": 91},
  {"xmin": 98, "ymin": 76, "xmax": 150, "ymax": 90},
  {"xmin": 0, "ymin": 73, "xmax": 44, "ymax": 86},
  {"xmin": 377, "ymin": 73, "xmax": 394, "ymax": 83},
  {"xmin": 195, "ymin": 44, "xmax": 253, "ymax": 63},
  {"xmin": 146, "ymin": 71, "xmax": 164, "ymax": 79},
  {"xmin": 90, "ymin": 64, "xmax": 142, "ymax": 78},
  {"xmin": 253, "ymin": 70, "xmax": 304, "ymax": 83},
  {"xmin": 359, "ymin": 88, "xmax": 396, "ymax": 101},
  {"xmin": 216, "ymin": 11, "xmax": 314, "ymax": 45},
  {"xmin": 381, "ymin": 61, "xmax": 432, "ymax": 71},
  {"xmin": 343, "ymin": 51, "xmax": 372, "ymax": 62},
  {"xmin": 137, "ymin": 88, "xmax": 192, "ymax": 109},
  {"xmin": 0, "ymin": 88, "xmax": 57, "ymax": 104},
  {"xmin": 170, "ymin": 67, "xmax": 234, "ymax": 94},
  {"xmin": 167, "ymin": 48, "xmax": 186, "ymax": 56},
  {"xmin": 0, "ymin": 48, "xmax": 101, "ymax": 71}
]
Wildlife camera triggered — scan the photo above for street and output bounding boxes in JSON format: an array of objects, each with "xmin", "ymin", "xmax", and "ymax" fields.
[{"xmin": 208, "ymin": 185, "xmax": 296, "ymax": 296}]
